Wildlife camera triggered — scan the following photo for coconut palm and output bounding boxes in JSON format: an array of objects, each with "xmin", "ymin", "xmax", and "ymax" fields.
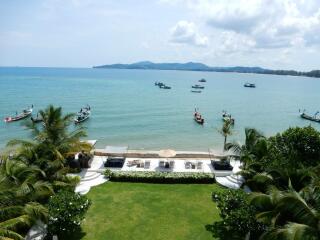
[
  {"xmin": 7, "ymin": 105, "xmax": 91, "ymax": 180},
  {"xmin": 218, "ymin": 119, "xmax": 233, "ymax": 151},
  {"xmin": 0, "ymin": 159, "xmax": 50, "ymax": 240},
  {"xmin": 245, "ymin": 167, "xmax": 312, "ymax": 193},
  {"xmin": 226, "ymin": 128, "xmax": 268, "ymax": 168},
  {"xmin": 0, "ymin": 202, "xmax": 48, "ymax": 240},
  {"xmin": 250, "ymin": 188, "xmax": 320, "ymax": 240}
]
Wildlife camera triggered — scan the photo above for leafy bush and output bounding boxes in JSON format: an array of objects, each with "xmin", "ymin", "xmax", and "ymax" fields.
[
  {"xmin": 47, "ymin": 190, "xmax": 91, "ymax": 238},
  {"xmin": 106, "ymin": 170, "xmax": 215, "ymax": 184},
  {"xmin": 268, "ymin": 126, "xmax": 320, "ymax": 168},
  {"xmin": 211, "ymin": 189, "xmax": 265, "ymax": 239},
  {"xmin": 104, "ymin": 168, "xmax": 112, "ymax": 178}
]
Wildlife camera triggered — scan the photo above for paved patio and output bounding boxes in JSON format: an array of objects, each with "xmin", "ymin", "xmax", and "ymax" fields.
[{"xmin": 73, "ymin": 155, "xmax": 242, "ymax": 195}]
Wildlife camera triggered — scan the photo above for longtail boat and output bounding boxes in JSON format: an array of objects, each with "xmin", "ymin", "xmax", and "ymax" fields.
[{"xmin": 4, "ymin": 106, "xmax": 33, "ymax": 123}]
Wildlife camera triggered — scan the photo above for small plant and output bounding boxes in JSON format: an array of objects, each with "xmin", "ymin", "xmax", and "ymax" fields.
[
  {"xmin": 104, "ymin": 168, "xmax": 113, "ymax": 178},
  {"xmin": 47, "ymin": 190, "xmax": 91, "ymax": 238}
]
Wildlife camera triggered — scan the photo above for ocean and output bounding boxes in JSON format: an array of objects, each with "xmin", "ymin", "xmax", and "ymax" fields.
[{"xmin": 0, "ymin": 67, "xmax": 319, "ymax": 151}]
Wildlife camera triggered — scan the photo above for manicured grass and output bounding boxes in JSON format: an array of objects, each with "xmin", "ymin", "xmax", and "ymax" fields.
[{"xmin": 75, "ymin": 182, "xmax": 224, "ymax": 240}]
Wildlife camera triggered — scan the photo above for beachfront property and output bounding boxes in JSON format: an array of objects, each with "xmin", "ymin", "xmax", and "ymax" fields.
[{"xmin": 71, "ymin": 142, "xmax": 243, "ymax": 195}]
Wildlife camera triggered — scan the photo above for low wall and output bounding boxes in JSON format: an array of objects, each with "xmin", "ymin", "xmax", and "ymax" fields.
[{"xmin": 94, "ymin": 149, "xmax": 228, "ymax": 159}]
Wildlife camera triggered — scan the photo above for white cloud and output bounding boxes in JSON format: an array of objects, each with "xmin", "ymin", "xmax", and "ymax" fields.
[
  {"xmin": 166, "ymin": 0, "xmax": 320, "ymax": 50},
  {"xmin": 170, "ymin": 21, "xmax": 208, "ymax": 47}
]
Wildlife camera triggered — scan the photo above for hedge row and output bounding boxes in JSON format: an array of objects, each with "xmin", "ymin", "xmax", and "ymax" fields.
[{"xmin": 105, "ymin": 170, "xmax": 215, "ymax": 184}]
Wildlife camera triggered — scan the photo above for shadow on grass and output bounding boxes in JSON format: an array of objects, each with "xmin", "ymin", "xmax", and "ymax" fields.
[
  {"xmin": 46, "ymin": 228, "xmax": 86, "ymax": 240},
  {"xmin": 206, "ymin": 222, "xmax": 228, "ymax": 240},
  {"xmin": 205, "ymin": 222, "xmax": 243, "ymax": 240},
  {"xmin": 66, "ymin": 230, "xmax": 86, "ymax": 240}
]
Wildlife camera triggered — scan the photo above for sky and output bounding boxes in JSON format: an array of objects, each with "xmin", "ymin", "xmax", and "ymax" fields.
[{"xmin": 0, "ymin": 0, "xmax": 320, "ymax": 70}]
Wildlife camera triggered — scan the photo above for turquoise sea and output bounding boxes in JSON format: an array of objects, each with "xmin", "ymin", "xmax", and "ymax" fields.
[{"xmin": 0, "ymin": 67, "xmax": 319, "ymax": 151}]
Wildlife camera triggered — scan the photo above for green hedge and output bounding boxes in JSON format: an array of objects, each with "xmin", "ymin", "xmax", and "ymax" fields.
[{"xmin": 105, "ymin": 170, "xmax": 215, "ymax": 184}]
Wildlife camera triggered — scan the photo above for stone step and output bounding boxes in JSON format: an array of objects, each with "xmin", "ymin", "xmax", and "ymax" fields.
[
  {"xmin": 87, "ymin": 169, "xmax": 105, "ymax": 173},
  {"xmin": 226, "ymin": 175, "xmax": 244, "ymax": 184},
  {"xmin": 215, "ymin": 176, "xmax": 241, "ymax": 189},
  {"xmin": 81, "ymin": 172, "xmax": 101, "ymax": 182}
]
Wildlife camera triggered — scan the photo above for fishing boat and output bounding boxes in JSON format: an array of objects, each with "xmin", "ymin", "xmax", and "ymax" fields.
[
  {"xmin": 222, "ymin": 111, "xmax": 235, "ymax": 124},
  {"xmin": 198, "ymin": 78, "xmax": 206, "ymax": 82},
  {"xmin": 155, "ymin": 82, "xmax": 164, "ymax": 87},
  {"xmin": 194, "ymin": 109, "xmax": 204, "ymax": 124},
  {"xmin": 31, "ymin": 113, "xmax": 43, "ymax": 123},
  {"xmin": 74, "ymin": 105, "xmax": 91, "ymax": 124},
  {"xmin": 4, "ymin": 105, "xmax": 33, "ymax": 123},
  {"xmin": 191, "ymin": 90, "xmax": 202, "ymax": 93},
  {"xmin": 244, "ymin": 83, "xmax": 256, "ymax": 88},
  {"xmin": 299, "ymin": 110, "xmax": 320, "ymax": 123},
  {"xmin": 159, "ymin": 84, "xmax": 171, "ymax": 89},
  {"xmin": 192, "ymin": 84, "xmax": 205, "ymax": 89}
]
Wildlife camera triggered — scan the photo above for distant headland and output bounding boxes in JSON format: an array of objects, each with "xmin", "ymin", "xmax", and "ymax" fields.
[{"xmin": 93, "ymin": 61, "xmax": 320, "ymax": 78}]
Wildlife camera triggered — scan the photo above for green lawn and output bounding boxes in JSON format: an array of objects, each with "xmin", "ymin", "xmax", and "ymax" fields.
[{"xmin": 75, "ymin": 182, "xmax": 223, "ymax": 240}]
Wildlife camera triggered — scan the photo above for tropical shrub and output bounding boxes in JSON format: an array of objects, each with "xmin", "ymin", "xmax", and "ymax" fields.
[
  {"xmin": 268, "ymin": 126, "xmax": 320, "ymax": 168},
  {"xmin": 106, "ymin": 171, "xmax": 215, "ymax": 183},
  {"xmin": 211, "ymin": 189, "xmax": 265, "ymax": 239},
  {"xmin": 0, "ymin": 105, "xmax": 91, "ymax": 239},
  {"xmin": 47, "ymin": 190, "xmax": 91, "ymax": 238}
]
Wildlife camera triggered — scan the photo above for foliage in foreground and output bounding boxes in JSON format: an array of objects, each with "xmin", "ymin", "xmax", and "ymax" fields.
[
  {"xmin": 106, "ymin": 170, "xmax": 215, "ymax": 183},
  {"xmin": 211, "ymin": 189, "xmax": 265, "ymax": 240},
  {"xmin": 47, "ymin": 190, "xmax": 91, "ymax": 239},
  {"xmin": 0, "ymin": 105, "xmax": 89, "ymax": 239},
  {"xmin": 218, "ymin": 126, "xmax": 320, "ymax": 240},
  {"xmin": 267, "ymin": 126, "xmax": 320, "ymax": 168}
]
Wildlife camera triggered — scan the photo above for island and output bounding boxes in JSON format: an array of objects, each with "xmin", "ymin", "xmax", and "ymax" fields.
[{"xmin": 93, "ymin": 61, "xmax": 320, "ymax": 78}]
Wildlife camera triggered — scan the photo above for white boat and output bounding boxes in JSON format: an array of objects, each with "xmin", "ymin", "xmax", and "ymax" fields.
[{"xmin": 74, "ymin": 105, "xmax": 91, "ymax": 124}]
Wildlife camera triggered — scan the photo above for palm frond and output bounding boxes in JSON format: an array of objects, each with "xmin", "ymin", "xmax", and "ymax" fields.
[{"xmin": 0, "ymin": 228, "xmax": 24, "ymax": 240}]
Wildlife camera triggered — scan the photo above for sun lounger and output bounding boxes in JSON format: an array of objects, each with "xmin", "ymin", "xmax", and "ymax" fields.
[
  {"xmin": 144, "ymin": 160, "xmax": 150, "ymax": 169},
  {"xmin": 196, "ymin": 161, "xmax": 203, "ymax": 169},
  {"xmin": 169, "ymin": 160, "xmax": 175, "ymax": 169},
  {"xmin": 126, "ymin": 160, "xmax": 134, "ymax": 166},
  {"xmin": 185, "ymin": 161, "xmax": 191, "ymax": 169},
  {"xmin": 138, "ymin": 161, "xmax": 144, "ymax": 168},
  {"xmin": 159, "ymin": 161, "xmax": 165, "ymax": 168}
]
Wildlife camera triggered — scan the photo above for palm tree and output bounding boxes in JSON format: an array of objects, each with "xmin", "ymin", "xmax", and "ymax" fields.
[
  {"xmin": 0, "ymin": 159, "xmax": 50, "ymax": 240},
  {"xmin": 250, "ymin": 188, "xmax": 320, "ymax": 239},
  {"xmin": 0, "ymin": 202, "xmax": 48, "ymax": 240},
  {"xmin": 226, "ymin": 128, "xmax": 267, "ymax": 168},
  {"xmin": 0, "ymin": 105, "xmax": 88, "ymax": 239},
  {"xmin": 7, "ymin": 105, "xmax": 91, "ymax": 181},
  {"xmin": 218, "ymin": 119, "xmax": 233, "ymax": 151}
]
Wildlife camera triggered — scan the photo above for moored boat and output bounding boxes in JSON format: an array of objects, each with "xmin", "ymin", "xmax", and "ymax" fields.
[
  {"xmin": 31, "ymin": 113, "xmax": 43, "ymax": 123},
  {"xmin": 75, "ymin": 105, "xmax": 91, "ymax": 124},
  {"xmin": 194, "ymin": 109, "xmax": 204, "ymax": 124},
  {"xmin": 222, "ymin": 111, "xmax": 235, "ymax": 124},
  {"xmin": 4, "ymin": 105, "xmax": 33, "ymax": 123},
  {"xmin": 299, "ymin": 110, "xmax": 320, "ymax": 123},
  {"xmin": 191, "ymin": 90, "xmax": 202, "ymax": 93},
  {"xmin": 155, "ymin": 82, "xmax": 164, "ymax": 87},
  {"xmin": 192, "ymin": 84, "xmax": 205, "ymax": 89},
  {"xmin": 198, "ymin": 78, "xmax": 206, "ymax": 82},
  {"xmin": 244, "ymin": 83, "xmax": 256, "ymax": 88}
]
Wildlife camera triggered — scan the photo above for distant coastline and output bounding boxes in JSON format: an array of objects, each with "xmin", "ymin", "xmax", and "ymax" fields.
[{"xmin": 93, "ymin": 61, "xmax": 320, "ymax": 78}]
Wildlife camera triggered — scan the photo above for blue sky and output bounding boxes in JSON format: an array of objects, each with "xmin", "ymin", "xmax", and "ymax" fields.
[{"xmin": 1, "ymin": 0, "xmax": 320, "ymax": 70}]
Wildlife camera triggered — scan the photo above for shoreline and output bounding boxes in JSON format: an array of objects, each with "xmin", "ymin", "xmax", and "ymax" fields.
[{"xmin": 94, "ymin": 148, "xmax": 230, "ymax": 159}]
